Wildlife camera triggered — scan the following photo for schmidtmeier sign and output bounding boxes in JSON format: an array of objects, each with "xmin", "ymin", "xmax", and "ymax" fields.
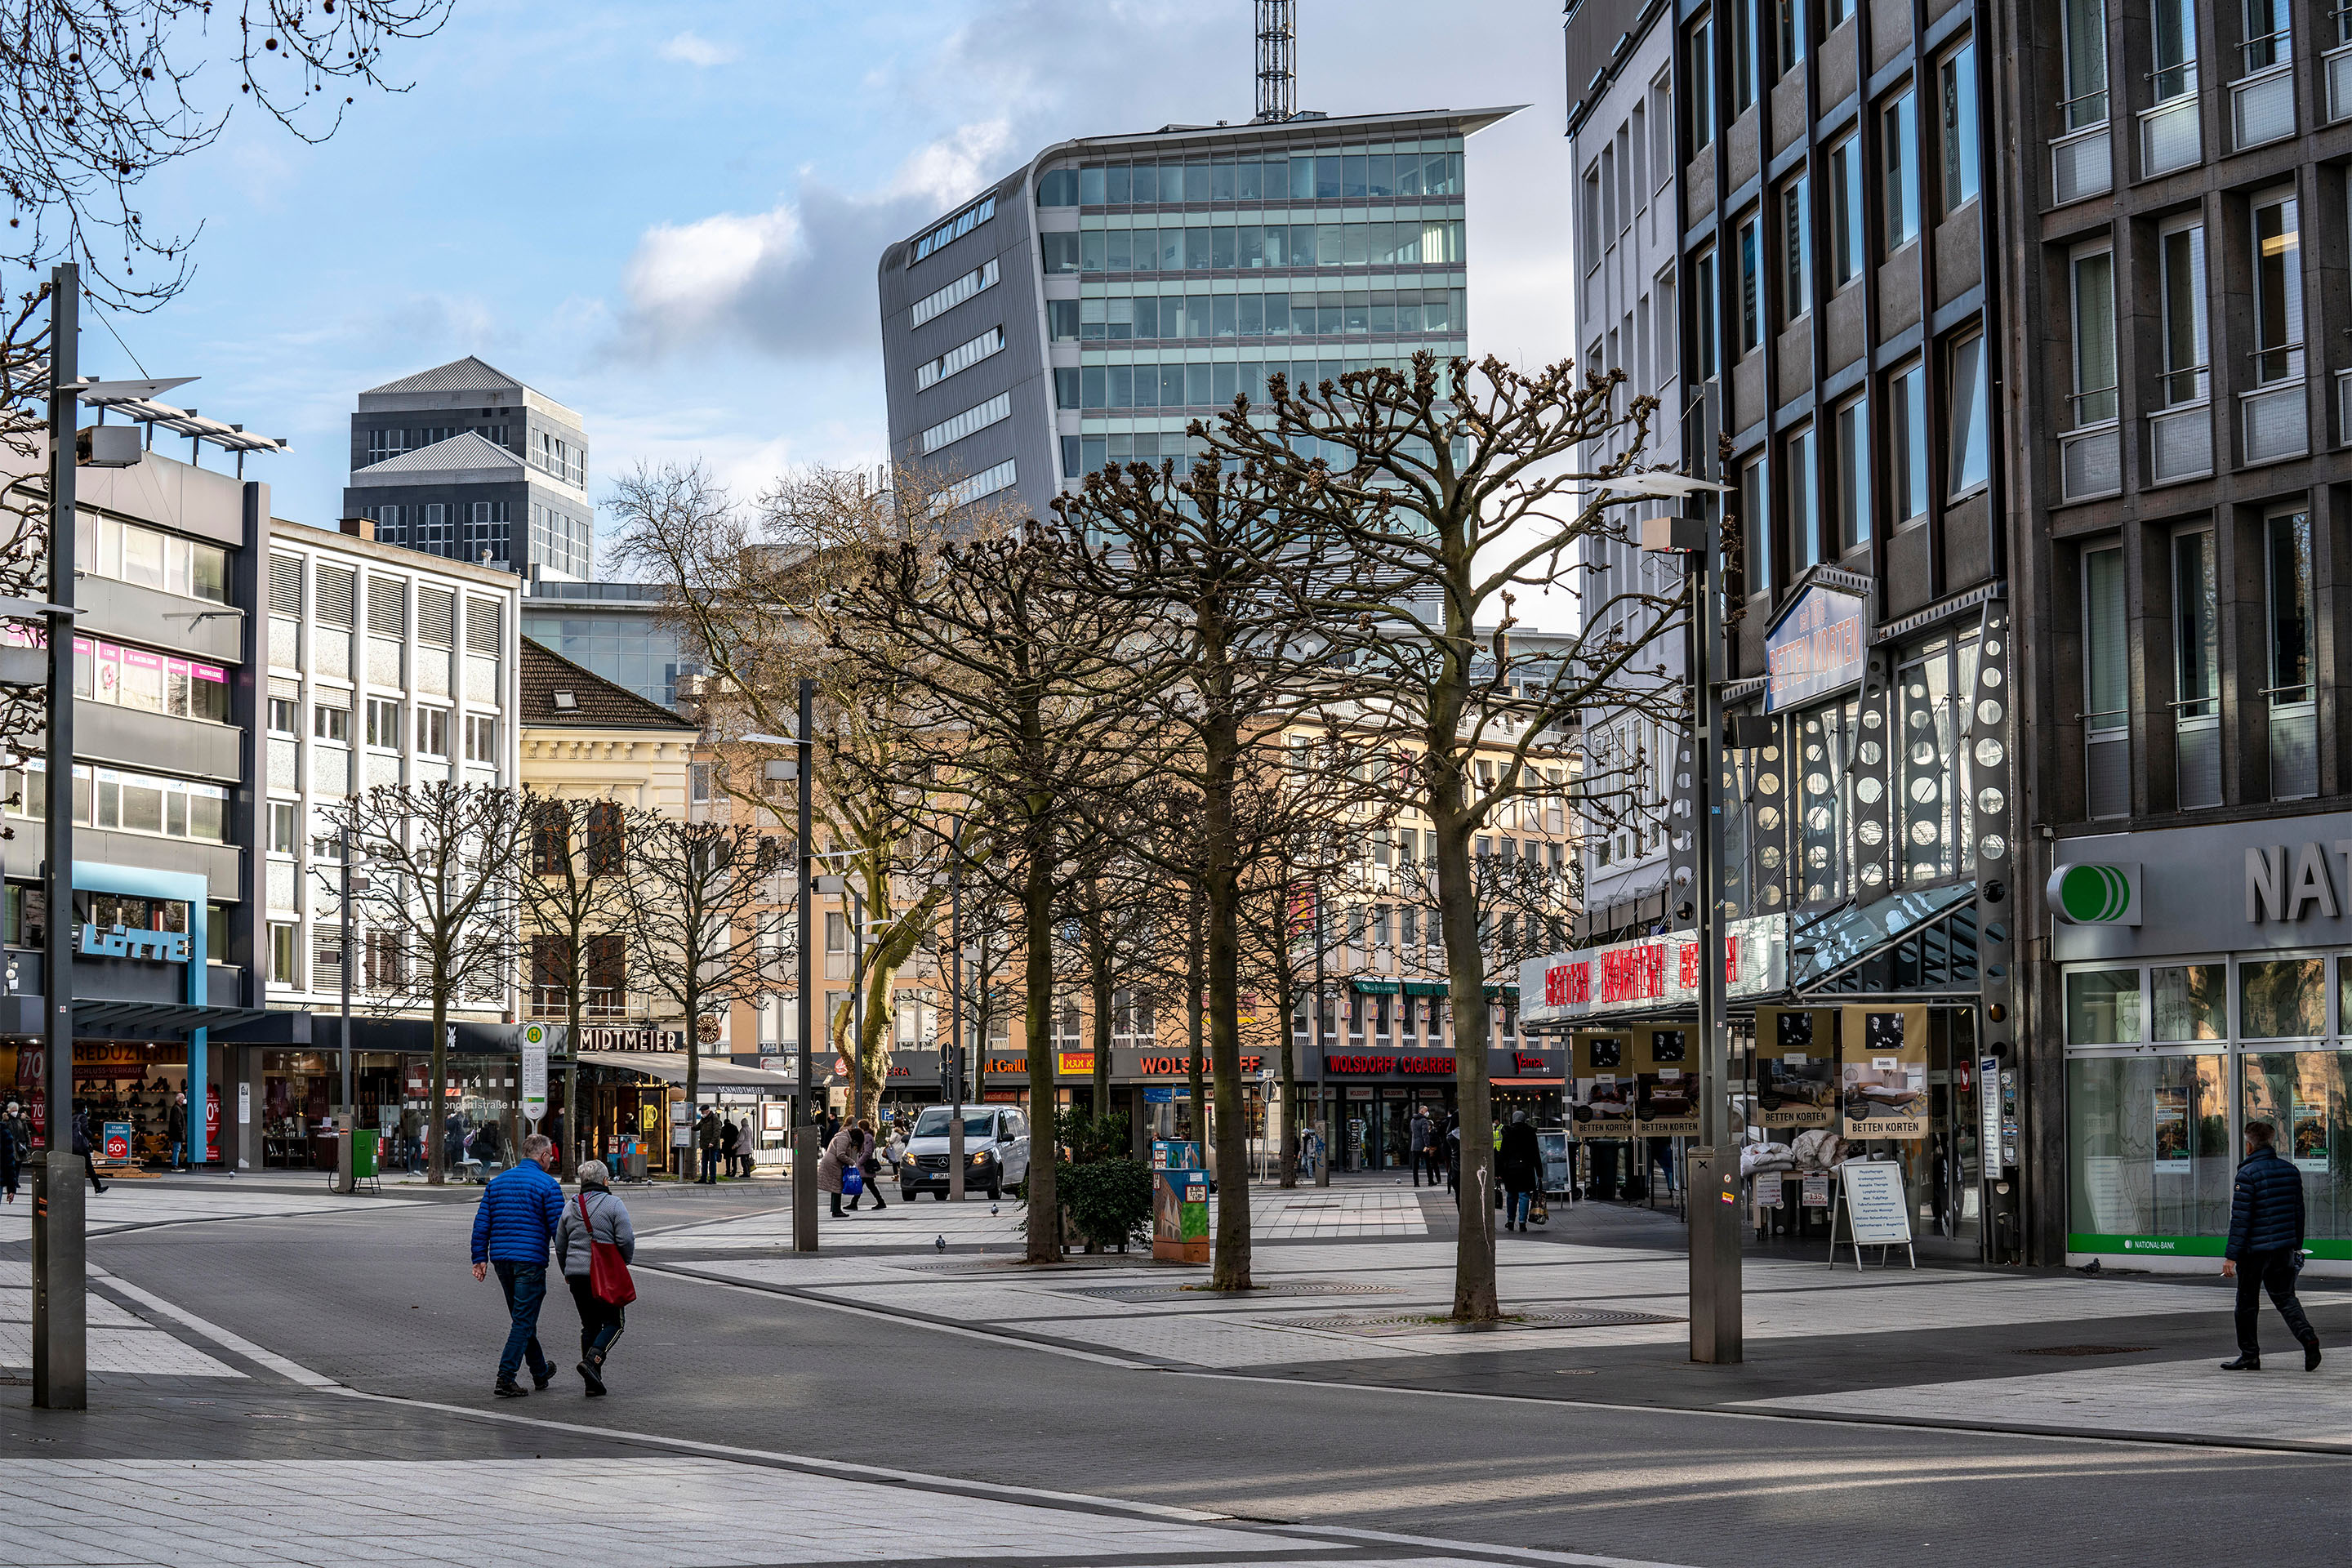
[
  {"xmin": 1762, "ymin": 575, "xmax": 1870, "ymax": 712},
  {"xmin": 2055, "ymin": 813, "xmax": 2352, "ymax": 961},
  {"xmin": 1517, "ymin": 913, "xmax": 1787, "ymax": 1027}
]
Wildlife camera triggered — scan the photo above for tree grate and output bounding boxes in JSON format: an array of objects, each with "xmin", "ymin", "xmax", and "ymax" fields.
[
  {"xmin": 2014, "ymin": 1344, "xmax": 2156, "ymax": 1356},
  {"xmin": 1052, "ymin": 1279, "xmax": 1402, "ymax": 1302},
  {"xmin": 1276, "ymin": 1306, "xmax": 1685, "ymax": 1337}
]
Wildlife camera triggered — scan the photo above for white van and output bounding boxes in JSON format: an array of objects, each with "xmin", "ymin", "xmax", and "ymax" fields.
[{"xmin": 898, "ymin": 1106, "xmax": 1031, "ymax": 1200}]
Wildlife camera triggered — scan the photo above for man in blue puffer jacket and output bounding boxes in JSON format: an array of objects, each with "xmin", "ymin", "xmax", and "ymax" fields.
[
  {"xmin": 470, "ymin": 1132, "xmax": 566, "ymax": 1396},
  {"xmin": 2220, "ymin": 1120, "xmax": 2321, "ymax": 1372}
]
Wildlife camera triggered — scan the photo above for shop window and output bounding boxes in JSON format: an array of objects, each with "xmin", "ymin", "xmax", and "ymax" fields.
[
  {"xmin": 2241, "ymin": 957, "xmax": 2324, "ymax": 1038},
  {"xmin": 2067, "ymin": 1054, "xmax": 2231, "ymax": 1241},
  {"xmin": 2151, "ymin": 964, "xmax": 2227, "ymax": 1040},
  {"xmin": 2066, "ymin": 967, "xmax": 2142, "ymax": 1044},
  {"xmin": 2240, "ymin": 1052, "xmax": 2351, "ymax": 1238}
]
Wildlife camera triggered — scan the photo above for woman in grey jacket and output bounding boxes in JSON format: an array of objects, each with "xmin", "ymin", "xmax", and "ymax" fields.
[{"xmin": 555, "ymin": 1160, "xmax": 635, "ymax": 1396}]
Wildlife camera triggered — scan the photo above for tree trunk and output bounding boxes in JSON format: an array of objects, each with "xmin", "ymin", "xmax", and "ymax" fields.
[
  {"xmin": 1087, "ymin": 895, "xmax": 1113, "ymax": 1121},
  {"xmin": 1021, "ymin": 827, "xmax": 1059, "ymax": 1263},
  {"xmin": 860, "ymin": 951, "xmax": 894, "ymax": 1114},
  {"xmin": 1434, "ymin": 803, "xmax": 1497, "ymax": 1320},
  {"xmin": 564, "ymin": 972, "xmax": 582, "ymax": 1180},
  {"xmin": 1275, "ymin": 938, "xmax": 1298, "ymax": 1189},
  {"xmin": 682, "ymin": 962, "xmax": 701, "ymax": 1183},
  {"xmin": 1186, "ymin": 897, "xmax": 1205, "ymax": 1153},
  {"xmin": 428, "ymin": 989, "xmax": 447, "ymax": 1186},
  {"xmin": 1203, "ymin": 734, "xmax": 1250, "ymax": 1292}
]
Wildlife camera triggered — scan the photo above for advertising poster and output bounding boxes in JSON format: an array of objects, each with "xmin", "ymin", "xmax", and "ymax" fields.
[
  {"xmin": 1633, "ymin": 1026, "xmax": 1700, "ymax": 1137},
  {"xmin": 1571, "ymin": 1031, "xmax": 1635, "ymax": 1131},
  {"xmin": 1755, "ymin": 1007, "xmax": 1838, "ymax": 1129},
  {"xmin": 2153, "ymin": 1086, "xmax": 2190, "ymax": 1171},
  {"xmin": 2291, "ymin": 1095, "xmax": 2331, "ymax": 1174},
  {"xmin": 1840, "ymin": 1003, "xmax": 1929, "ymax": 1139}
]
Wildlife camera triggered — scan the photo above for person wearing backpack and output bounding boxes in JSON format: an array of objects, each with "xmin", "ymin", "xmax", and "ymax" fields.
[{"xmin": 555, "ymin": 1159, "xmax": 636, "ymax": 1396}]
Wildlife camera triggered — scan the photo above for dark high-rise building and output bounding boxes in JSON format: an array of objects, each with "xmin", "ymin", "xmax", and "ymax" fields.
[
  {"xmin": 876, "ymin": 109, "xmax": 1513, "ymax": 522},
  {"xmin": 341, "ymin": 356, "xmax": 594, "ymax": 581}
]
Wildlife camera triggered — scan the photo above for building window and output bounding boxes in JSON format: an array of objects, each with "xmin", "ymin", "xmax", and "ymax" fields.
[
  {"xmin": 1784, "ymin": 425, "xmax": 1818, "ymax": 572},
  {"xmin": 2268, "ymin": 509, "xmax": 2314, "ymax": 704},
  {"xmin": 364, "ymin": 697, "xmax": 401, "ymax": 751},
  {"xmin": 1740, "ymin": 453, "xmax": 1771, "ymax": 599},
  {"xmin": 1832, "ymin": 394, "xmax": 1869, "ymax": 554},
  {"xmin": 1888, "ymin": 359, "xmax": 1929, "ymax": 524},
  {"xmin": 1687, "ymin": 16, "xmax": 1715, "ymax": 150},
  {"xmin": 1772, "ymin": 0, "xmax": 1804, "ymax": 75},
  {"xmin": 2070, "ymin": 247, "xmax": 2118, "ymax": 425},
  {"xmin": 1825, "ymin": 0, "xmax": 1851, "ymax": 21},
  {"xmin": 1693, "ymin": 246, "xmax": 1718, "ymax": 380},
  {"xmin": 2252, "ymin": 189, "xmax": 2302, "ymax": 385},
  {"xmin": 268, "ymin": 800, "xmax": 297, "ymax": 855},
  {"xmin": 416, "ymin": 707, "xmax": 449, "ymax": 758},
  {"xmin": 2153, "ymin": 0, "xmax": 2196, "ymax": 100},
  {"xmin": 2060, "ymin": 0, "xmax": 2108, "ymax": 127},
  {"xmin": 1882, "ymin": 90, "xmax": 1920, "ymax": 252},
  {"xmin": 919, "ymin": 390, "xmax": 1013, "ymax": 455},
  {"xmin": 268, "ymin": 697, "xmax": 298, "ymax": 736},
  {"xmin": 911, "ymin": 256, "xmax": 1000, "ymax": 327},
  {"xmin": 1937, "ymin": 42, "xmax": 1980, "ymax": 213},
  {"xmin": 2082, "ymin": 544, "xmax": 2129, "ymax": 815},
  {"xmin": 2173, "ymin": 528, "xmax": 2220, "ymax": 720},
  {"xmin": 1944, "ymin": 331, "xmax": 1990, "ymax": 497},
  {"xmin": 1779, "ymin": 173, "xmax": 1811, "ymax": 323},
  {"xmin": 314, "ymin": 703, "xmax": 350, "ymax": 744},
  {"xmin": 269, "ymin": 922, "xmax": 298, "ymax": 987},
  {"xmin": 2157, "ymin": 220, "xmax": 2208, "ymax": 406},
  {"xmin": 1736, "ymin": 212, "xmax": 1762, "ymax": 353},
  {"xmin": 1828, "ymin": 135, "xmax": 1864, "ymax": 287},
  {"xmin": 1732, "ymin": 0, "xmax": 1758, "ymax": 112},
  {"xmin": 464, "ymin": 713, "xmax": 497, "ymax": 764},
  {"xmin": 1580, "ymin": 163, "xmax": 1601, "ymax": 274},
  {"xmin": 2244, "ymin": 0, "xmax": 2290, "ymax": 73}
]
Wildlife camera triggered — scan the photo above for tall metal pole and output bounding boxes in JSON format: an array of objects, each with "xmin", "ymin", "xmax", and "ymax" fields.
[
  {"xmin": 947, "ymin": 822, "xmax": 965, "ymax": 1201},
  {"xmin": 335, "ymin": 826, "xmax": 355, "ymax": 1195},
  {"xmin": 1685, "ymin": 532, "xmax": 1743, "ymax": 1363},
  {"xmin": 1312, "ymin": 884, "xmax": 1329, "ymax": 1183},
  {"xmin": 33, "ymin": 263, "xmax": 83, "ymax": 1410},
  {"xmin": 792, "ymin": 679, "xmax": 818, "ymax": 1251}
]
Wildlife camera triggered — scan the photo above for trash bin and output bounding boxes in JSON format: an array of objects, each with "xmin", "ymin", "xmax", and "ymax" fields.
[
  {"xmin": 1152, "ymin": 1167, "xmax": 1209, "ymax": 1264},
  {"xmin": 353, "ymin": 1129, "xmax": 379, "ymax": 1181}
]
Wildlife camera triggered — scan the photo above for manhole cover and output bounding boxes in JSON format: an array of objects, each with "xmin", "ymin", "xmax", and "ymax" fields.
[
  {"xmin": 1054, "ymin": 1279, "xmax": 1402, "ymax": 1302},
  {"xmin": 2015, "ymin": 1344, "xmax": 2154, "ymax": 1356},
  {"xmin": 1277, "ymin": 1306, "xmax": 1684, "ymax": 1338},
  {"xmin": 884, "ymin": 1258, "xmax": 1023, "ymax": 1274}
]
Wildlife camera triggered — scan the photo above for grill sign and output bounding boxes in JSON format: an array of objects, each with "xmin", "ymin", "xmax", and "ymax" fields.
[{"xmin": 1764, "ymin": 580, "xmax": 1869, "ymax": 711}]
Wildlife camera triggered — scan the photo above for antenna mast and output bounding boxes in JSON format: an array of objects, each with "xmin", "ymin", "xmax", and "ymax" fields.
[{"xmin": 1254, "ymin": 0, "xmax": 1295, "ymax": 122}]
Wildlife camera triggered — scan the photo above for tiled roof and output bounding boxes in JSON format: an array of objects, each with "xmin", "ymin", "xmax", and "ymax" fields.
[
  {"xmin": 349, "ymin": 431, "xmax": 524, "ymax": 481},
  {"xmin": 519, "ymin": 638, "xmax": 697, "ymax": 731},
  {"xmin": 361, "ymin": 356, "xmax": 525, "ymax": 396}
]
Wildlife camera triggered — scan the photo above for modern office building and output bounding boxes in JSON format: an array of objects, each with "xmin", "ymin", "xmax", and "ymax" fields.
[
  {"xmin": 519, "ymin": 579, "xmax": 695, "ymax": 710},
  {"xmin": 341, "ymin": 357, "xmax": 594, "ymax": 581},
  {"xmin": 1995, "ymin": 2, "xmax": 2352, "ymax": 1273},
  {"xmin": 876, "ymin": 107, "xmax": 1512, "ymax": 521},
  {"xmin": 1543, "ymin": 0, "xmax": 2021, "ymax": 1261},
  {"xmin": 1566, "ymin": 0, "xmax": 1689, "ymax": 943}
]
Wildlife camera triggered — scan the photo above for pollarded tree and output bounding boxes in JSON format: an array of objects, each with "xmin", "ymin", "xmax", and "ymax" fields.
[
  {"xmin": 328, "ymin": 781, "xmax": 532, "ymax": 1186},
  {"xmin": 1196, "ymin": 350, "xmax": 1685, "ymax": 1320},
  {"xmin": 520, "ymin": 792, "xmax": 631, "ymax": 1174}
]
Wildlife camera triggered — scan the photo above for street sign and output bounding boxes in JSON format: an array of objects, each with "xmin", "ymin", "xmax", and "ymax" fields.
[
  {"xmin": 520, "ymin": 1023, "xmax": 550, "ymax": 1120},
  {"xmin": 1831, "ymin": 1160, "xmax": 1916, "ymax": 1269}
]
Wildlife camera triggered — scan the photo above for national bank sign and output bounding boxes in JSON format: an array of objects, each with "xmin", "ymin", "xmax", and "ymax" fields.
[{"xmin": 2052, "ymin": 814, "xmax": 2352, "ymax": 960}]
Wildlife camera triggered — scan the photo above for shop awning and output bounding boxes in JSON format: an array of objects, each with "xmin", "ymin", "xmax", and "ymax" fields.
[
  {"xmin": 1401, "ymin": 980, "xmax": 1449, "ymax": 996},
  {"xmin": 1490, "ymin": 1076, "xmax": 1561, "ymax": 1086},
  {"xmin": 1787, "ymin": 881, "xmax": 1980, "ymax": 991},
  {"xmin": 1349, "ymin": 978, "xmax": 1401, "ymax": 995},
  {"xmin": 0, "ymin": 995, "xmax": 280, "ymax": 1041},
  {"xmin": 577, "ymin": 1051, "xmax": 800, "ymax": 1089},
  {"xmin": 1483, "ymin": 985, "xmax": 1519, "ymax": 1001}
]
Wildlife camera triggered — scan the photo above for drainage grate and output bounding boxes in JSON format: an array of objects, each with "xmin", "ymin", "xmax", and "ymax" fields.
[
  {"xmin": 1054, "ymin": 1279, "xmax": 1403, "ymax": 1303},
  {"xmin": 1278, "ymin": 1306, "xmax": 1684, "ymax": 1338},
  {"xmin": 2015, "ymin": 1344, "xmax": 2155, "ymax": 1357}
]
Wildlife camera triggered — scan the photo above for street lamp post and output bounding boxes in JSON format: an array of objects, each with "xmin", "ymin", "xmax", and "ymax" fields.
[
  {"xmin": 746, "ymin": 693, "xmax": 820, "ymax": 1250},
  {"xmin": 943, "ymin": 821, "xmax": 967, "ymax": 1202}
]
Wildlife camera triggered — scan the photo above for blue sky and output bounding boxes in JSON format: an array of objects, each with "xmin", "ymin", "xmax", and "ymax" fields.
[{"xmin": 101, "ymin": 1, "xmax": 1571, "ymax": 561}]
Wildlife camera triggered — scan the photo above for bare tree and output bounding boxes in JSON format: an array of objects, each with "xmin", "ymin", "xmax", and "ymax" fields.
[
  {"xmin": 615, "ymin": 810, "xmax": 778, "ymax": 1147},
  {"xmin": 1197, "ymin": 351, "xmax": 1682, "ymax": 1320},
  {"xmin": 328, "ymin": 780, "xmax": 530, "ymax": 1186},
  {"xmin": 520, "ymin": 792, "xmax": 629, "ymax": 1174},
  {"xmin": 829, "ymin": 527, "xmax": 1148, "ymax": 1265}
]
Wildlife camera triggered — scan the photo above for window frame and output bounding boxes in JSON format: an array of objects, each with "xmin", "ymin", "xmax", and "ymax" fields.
[
  {"xmin": 1881, "ymin": 88, "xmax": 1921, "ymax": 252},
  {"xmin": 1944, "ymin": 329, "xmax": 1992, "ymax": 499},
  {"xmin": 1936, "ymin": 40, "xmax": 1980, "ymax": 216},
  {"xmin": 2068, "ymin": 242, "xmax": 2118, "ymax": 428},
  {"xmin": 1779, "ymin": 172, "xmax": 1811, "ymax": 324}
]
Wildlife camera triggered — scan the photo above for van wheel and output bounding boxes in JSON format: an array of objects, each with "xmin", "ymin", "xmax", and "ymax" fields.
[
  {"xmin": 933, "ymin": 1189, "xmax": 947, "ymax": 1201},
  {"xmin": 988, "ymin": 1180, "xmax": 1002, "ymax": 1200}
]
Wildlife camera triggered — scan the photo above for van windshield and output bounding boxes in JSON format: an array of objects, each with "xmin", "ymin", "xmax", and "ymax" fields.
[{"xmin": 913, "ymin": 1108, "xmax": 996, "ymax": 1139}]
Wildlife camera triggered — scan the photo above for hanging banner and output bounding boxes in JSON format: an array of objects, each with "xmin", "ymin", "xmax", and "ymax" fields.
[
  {"xmin": 1755, "ymin": 1006, "xmax": 1838, "ymax": 1129},
  {"xmin": 1633, "ymin": 1025, "xmax": 1700, "ymax": 1137},
  {"xmin": 1570, "ymin": 1030, "xmax": 1635, "ymax": 1130},
  {"xmin": 1840, "ymin": 1003, "xmax": 1929, "ymax": 1139}
]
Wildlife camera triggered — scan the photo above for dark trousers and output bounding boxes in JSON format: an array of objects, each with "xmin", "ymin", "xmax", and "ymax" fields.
[
  {"xmin": 2234, "ymin": 1248, "xmax": 2318, "ymax": 1357},
  {"xmin": 492, "ymin": 1260, "xmax": 554, "ymax": 1385},
  {"xmin": 1412, "ymin": 1146, "xmax": 1439, "ymax": 1186},
  {"xmin": 565, "ymin": 1272, "xmax": 627, "ymax": 1366},
  {"xmin": 698, "ymin": 1147, "xmax": 718, "ymax": 1183},
  {"xmin": 82, "ymin": 1150, "xmax": 105, "ymax": 1191}
]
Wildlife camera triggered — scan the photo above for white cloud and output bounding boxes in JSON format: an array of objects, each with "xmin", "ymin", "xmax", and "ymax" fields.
[{"xmin": 659, "ymin": 31, "xmax": 738, "ymax": 68}]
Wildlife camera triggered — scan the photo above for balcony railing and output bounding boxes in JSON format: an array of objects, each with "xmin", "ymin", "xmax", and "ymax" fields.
[
  {"xmin": 2243, "ymin": 376, "xmax": 2309, "ymax": 466},
  {"xmin": 2149, "ymin": 379, "xmax": 2214, "ymax": 483},
  {"xmin": 528, "ymin": 987, "xmax": 634, "ymax": 1022},
  {"xmin": 2336, "ymin": 367, "xmax": 2352, "ymax": 446},
  {"xmin": 2084, "ymin": 711, "xmax": 2130, "ymax": 820},
  {"xmin": 2232, "ymin": 32, "xmax": 2296, "ymax": 149},
  {"xmin": 2140, "ymin": 84, "xmax": 2201, "ymax": 176},
  {"xmin": 2268, "ymin": 686, "xmax": 2319, "ymax": 801},
  {"xmin": 2328, "ymin": 39, "xmax": 2352, "ymax": 121},
  {"xmin": 2050, "ymin": 87, "xmax": 2112, "ymax": 205},
  {"xmin": 2059, "ymin": 420, "xmax": 2123, "ymax": 502},
  {"xmin": 2174, "ymin": 698, "xmax": 2223, "ymax": 810}
]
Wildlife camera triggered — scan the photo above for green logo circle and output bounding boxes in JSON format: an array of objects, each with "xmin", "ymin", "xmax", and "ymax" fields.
[{"xmin": 2060, "ymin": 864, "xmax": 2130, "ymax": 923}]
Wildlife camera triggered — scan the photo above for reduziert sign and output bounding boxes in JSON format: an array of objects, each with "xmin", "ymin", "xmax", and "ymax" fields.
[{"xmin": 2054, "ymin": 813, "xmax": 2352, "ymax": 960}]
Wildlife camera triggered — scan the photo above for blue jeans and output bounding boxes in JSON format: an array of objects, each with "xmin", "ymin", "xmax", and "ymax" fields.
[
  {"xmin": 1508, "ymin": 1189, "xmax": 1532, "ymax": 1227},
  {"xmin": 169, "ymin": 1140, "xmax": 185, "ymax": 1169},
  {"xmin": 492, "ymin": 1261, "xmax": 554, "ymax": 1385}
]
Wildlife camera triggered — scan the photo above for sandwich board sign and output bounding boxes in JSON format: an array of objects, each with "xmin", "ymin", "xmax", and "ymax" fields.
[{"xmin": 1829, "ymin": 1159, "xmax": 1915, "ymax": 1270}]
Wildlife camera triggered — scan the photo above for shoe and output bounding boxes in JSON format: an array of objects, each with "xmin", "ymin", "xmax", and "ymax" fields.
[
  {"xmin": 2220, "ymin": 1356, "xmax": 2261, "ymax": 1371},
  {"xmin": 578, "ymin": 1359, "xmax": 606, "ymax": 1396},
  {"xmin": 494, "ymin": 1380, "xmax": 529, "ymax": 1397},
  {"xmin": 2306, "ymin": 1341, "xmax": 2324, "ymax": 1372},
  {"xmin": 531, "ymin": 1369, "xmax": 554, "ymax": 1391}
]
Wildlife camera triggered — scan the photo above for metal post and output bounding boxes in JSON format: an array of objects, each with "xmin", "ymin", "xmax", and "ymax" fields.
[
  {"xmin": 1685, "ymin": 535, "xmax": 1743, "ymax": 1364},
  {"xmin": 792, "ymin": 679, "xmax": 819, "ymax": 1252},
  {"xmin": 33, "ymin": 262, "xmax": 84, "ymax": 1410},
  {"xmin": 948, "ymin": 831, "xmax": 965, "ymax": 1201},
  {"xmin": 1312, "ymin": 884, "xmax": 1329, "ymax": 1185},
  {"xmin": 336, "ymin": 826, "xmax": 355, "ymax": 1196}
]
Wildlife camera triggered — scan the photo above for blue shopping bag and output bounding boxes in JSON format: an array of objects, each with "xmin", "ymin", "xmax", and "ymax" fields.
[{"xmin": 842, "ymin": 1167, "xmax": 863, "ymax": 1197}]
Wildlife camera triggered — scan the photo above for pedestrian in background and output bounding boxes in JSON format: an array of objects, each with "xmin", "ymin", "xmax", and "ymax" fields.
[
  {"xmin": 719, "ymin": 1113, "xmax": 742, "ymax": 1178},
  {"xmin": 1444, "ymin": 1111, "xmax": 1460, "ymax": 1198},
  {"xmin": 695, "ymin": 1107, "xmax": 721, "ymax": 1184},
  {"xmin": 820, "ymin": 1117, "xmax": 887, "ymax": 1216},
  {"xmin": 555, "ymin": 1158, "xmax": 635, "ymax": 1396},
  {"xmin": 1407, "ymin": 1106, "xmax": 1433, "ymax": 1187},
  {"xmin": 470, "ymin": 1130, "xmax": 566, "ymax": 1397},
  {"xmin": 2221, "ymin": 1120, "xmax": 2323, "ymax": 1373},
  {"xmin": 1498, "ymin": 1110, "xmax": 1541, "ymax": 1232},
  {"xmin": 70, "ymin": 1101, "xmax": 105, "ymax": 1195},
  {"xmin": 166, "ymin": 1089, "xmax": 190, "ymax": 1172},
  {"xmin": 0, "ymin": 1098, "xmax": 25, "ymax": 1203}
]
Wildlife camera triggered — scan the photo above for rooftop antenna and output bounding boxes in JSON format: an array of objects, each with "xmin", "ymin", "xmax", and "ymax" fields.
[{"xmin": 1254, "ymin": 0, "xmax": 1295, "ymax": 122}]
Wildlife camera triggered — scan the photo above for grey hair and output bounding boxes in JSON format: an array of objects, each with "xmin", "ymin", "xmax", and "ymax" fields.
[
  {"xmin": 521, "ymin": 1132, "xmax": 555, "ymax": 1160},
  {"xmin": 1512, "ymin": 1109, "xmax": 1527, "ymax": 1123},
  {"xmin": 576, "ymin": 1159, "xmax": 610, "ymax": 1186}
]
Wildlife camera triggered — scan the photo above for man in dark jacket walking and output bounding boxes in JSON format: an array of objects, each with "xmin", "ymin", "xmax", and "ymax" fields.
[
  {"xmin": 165, "ymin": 1090, "xmax": 189, "ymax": 1171},
  {"xmin": 470, "ymin": 1131, "xmax": 566, "ymax": 1396},
  {"xmin": 695, "ymin": 1107, "xmax": 722, "ymax": 1183},
  {"xmin": 2221, "ymin": 1120, "xmax": 2322, "ymax": 1372},
  {"xmin": 1407, "ymin": 1108, "xmax": 1432, "ymax": 1187}
]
